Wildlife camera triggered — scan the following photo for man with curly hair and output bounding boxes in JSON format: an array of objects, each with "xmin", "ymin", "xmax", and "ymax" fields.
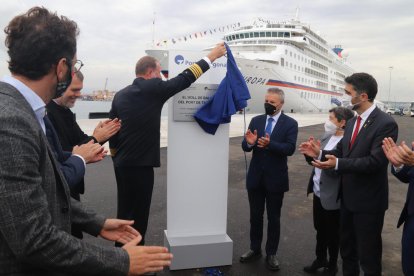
[{"xmin": 0, "ymin": 7, "xmax": 172, "ymax": 275}]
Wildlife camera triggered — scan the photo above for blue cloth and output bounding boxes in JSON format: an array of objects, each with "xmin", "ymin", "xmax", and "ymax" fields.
[
  {"xmin": 265, "ymin": 117, "xmax": 274, "ymax": 135},
  {"xmin": 194, "ymin": 43, "xmax": 250, "ymax": 135}
]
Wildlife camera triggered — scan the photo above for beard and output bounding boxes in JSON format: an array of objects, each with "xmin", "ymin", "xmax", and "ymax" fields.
[{"xmin": 61, "ymin": 99, "xmax": 76, "ymax": 109}]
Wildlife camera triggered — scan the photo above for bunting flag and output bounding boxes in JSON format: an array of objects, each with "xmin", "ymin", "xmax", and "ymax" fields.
[{"xmin": 154, "ymin": 22, "xmax": 241, "ymax": 47}]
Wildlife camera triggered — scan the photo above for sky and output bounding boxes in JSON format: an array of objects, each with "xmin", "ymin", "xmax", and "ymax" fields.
[{"xmin": 0, "ymin": 0, "xmax": 413, "ymax": 102}]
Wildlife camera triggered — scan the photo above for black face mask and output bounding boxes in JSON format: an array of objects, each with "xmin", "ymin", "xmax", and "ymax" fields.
[
  {"xmin": 55, "ymin": 60, "xmax": 72, "ymax": 99},
  {"xmin": 264, "ymin": 102, "xmax": 279, "ymax": 115}
]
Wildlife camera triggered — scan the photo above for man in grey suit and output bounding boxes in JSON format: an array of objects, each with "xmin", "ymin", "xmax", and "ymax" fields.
[{"xmin": 0, "ymin": 7, "xmax": 172, "ymax": 275}]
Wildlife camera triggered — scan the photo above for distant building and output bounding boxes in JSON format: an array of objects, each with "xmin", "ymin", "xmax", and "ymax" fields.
[{"xmin": 81, "ymin": 90, "xmax": 116, "ymax": 101}]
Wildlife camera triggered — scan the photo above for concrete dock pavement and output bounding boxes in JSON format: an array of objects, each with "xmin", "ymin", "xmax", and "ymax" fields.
[{"xmin": 81, "ymin": 114, "xmax": 409, "ymax": 275}]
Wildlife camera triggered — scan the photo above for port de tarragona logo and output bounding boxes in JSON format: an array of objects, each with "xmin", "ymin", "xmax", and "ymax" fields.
[
  {"xmin": 174, "ymin": 55, "xmax": 184, "ymax": 65},
  {"xmin": 174, "ymin": 54, "xmax": 227, "ymax": 68}
]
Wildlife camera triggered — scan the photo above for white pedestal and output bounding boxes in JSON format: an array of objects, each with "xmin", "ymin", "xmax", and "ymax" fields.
[
  {"xmin": 164, "ymin": 231, "xmax": 233, "ymax": 270},
  {"xmin": 165, "ymin": 50, "xmax": 233, "ymax": 270}
]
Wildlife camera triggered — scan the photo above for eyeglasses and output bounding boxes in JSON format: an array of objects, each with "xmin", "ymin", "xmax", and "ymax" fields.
[{"xmin": 73, "ymin": 60, "xmax": 84, "ymax": 73}]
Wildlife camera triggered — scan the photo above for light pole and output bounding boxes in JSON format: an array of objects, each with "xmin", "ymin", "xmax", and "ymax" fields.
[{"xmin": 387, "ymin": 66, "xmax": 393, "ymax": 107}]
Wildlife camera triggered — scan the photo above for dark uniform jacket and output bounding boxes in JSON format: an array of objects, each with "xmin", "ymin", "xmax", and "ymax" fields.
[{"xmin": 109, "ymin": 59, "xmax": 210, "ymax": 168}]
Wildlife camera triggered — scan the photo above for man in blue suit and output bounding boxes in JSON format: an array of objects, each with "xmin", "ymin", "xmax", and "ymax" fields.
[
  {"xmin": 383, "ymin": 137, "xmax": 414, "ymax": 275},
  {"xmin": 240, "ymin": 88, "xmax": 298, "ymax": 271}
]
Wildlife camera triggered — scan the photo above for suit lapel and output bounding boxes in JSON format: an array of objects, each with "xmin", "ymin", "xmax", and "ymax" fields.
[
  {"xmin": 42, "ymin": 132, "xmax": 72, "ymax": 200},
  {"xmin": 257, "ymin": 115, "xmax": 267, "ymax": 137},
  {"xmin": 271, "ymin": 113, "xmax": 285, "ymax": 138},
  {"xmin": 343, "ymin": 116, "xmax": 355, "ymax": 156},
  {"xmin": 346, "ymin": 107, "xmax": 378, "ymax": 156}
]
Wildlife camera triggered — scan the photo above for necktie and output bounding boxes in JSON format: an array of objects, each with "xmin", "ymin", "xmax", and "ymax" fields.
[
  {"xmin": 349, "ymin": 116, "xmax": 362, "ymax": 148},
  {"xmin": 265, "ymin": 117, "xmax": 274, "ymax": 135}
]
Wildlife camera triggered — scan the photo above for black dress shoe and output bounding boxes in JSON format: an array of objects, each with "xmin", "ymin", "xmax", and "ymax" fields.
[
  {"xmin": 265, "ymin": 255, "xmax": 280, "ymax": 271},
  {"xmin": 323, "ymin": 265, "xmax": 338, "ymax": 276},
  {"xmin": 303, "ymin": 258, "xmax": 328, "ymax": 273},
  {"xmin": 239, "ymin": 250, "xmax": 262, "ymax": 263}
]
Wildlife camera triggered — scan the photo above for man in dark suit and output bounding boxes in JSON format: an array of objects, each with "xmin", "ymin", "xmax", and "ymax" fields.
[
  {"xmin": 0, "ymin": 7, "xmax": 172, "ymax": 275},
  {"xmin": 301, "ymin": 73, "xmax": 398, "ymax": 276},
  {"xmin": 47, "ymin": 70, "xmax": 121, "ymax": 156},
  {"xmin": 109, "ymin": 43, "xmax": 226, "ymax": 245},
  {"xmin": 44, "ymin": 115, "xmax": 103, "ymax": 190},
  {"xmin": 239, "ymin": 88, "xmax": 298, "ymax": 271},
  {"xmin": 47, "ymin": 70, "xmax": 120, "ymax": 238},
  {"xmin": 45, "ymin": 113, "xmax": 109, "ymax": 238},
  {"xmin": 47, "ymin": 70, "xmax": 121, "ymax": 197},
  {"xmin": 383, "ymin": 137, "xmax": 414, "ymax": 275}
]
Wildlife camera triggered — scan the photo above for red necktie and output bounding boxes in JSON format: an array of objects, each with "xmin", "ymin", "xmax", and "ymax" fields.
[{"xmin": 350, "ymin": 116, "xmax": 362, "ymax": 148}]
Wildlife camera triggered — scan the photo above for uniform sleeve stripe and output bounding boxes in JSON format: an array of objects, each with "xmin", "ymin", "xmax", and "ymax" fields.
[
  {"xmin": 188, "ymin": 66, "xmax": 199, "ymax": 78},
  {"xmin": 190, "ymin": 64, "xmax": 203, "ymax": 79},
  {"xmin": 189, "ymin": 65, "xmax": 200, "ymax": 78},
  {"xmin": 193, "ymin": 64, "xmax": 203, "ymax": 78}
]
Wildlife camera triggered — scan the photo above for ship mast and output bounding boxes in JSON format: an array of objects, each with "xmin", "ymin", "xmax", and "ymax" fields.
[
  {"xmin": 104, "ymin": 77, "xmax": 108, "ymax": 91},
  {"xmin": 295, "ymin": 7, "xmax": 300, "ymax": 21},
  {"xmin": 152, "ymin": 12, "xmax": 156, "ymax": 48}
]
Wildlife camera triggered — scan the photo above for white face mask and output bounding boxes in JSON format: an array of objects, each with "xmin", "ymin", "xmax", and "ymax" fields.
[
  {"xmin": 324, "ymin": 120, "xmax": 338, "ymax": 135},
  {"xmin": 344, "ymin": 94, "xmax": 367, "ymax": 111}
]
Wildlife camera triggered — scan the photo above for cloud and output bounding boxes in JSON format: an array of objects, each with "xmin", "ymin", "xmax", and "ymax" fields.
[{"xmin": 0, "ymin": 0, "xmax": 413, "ymax": 101}]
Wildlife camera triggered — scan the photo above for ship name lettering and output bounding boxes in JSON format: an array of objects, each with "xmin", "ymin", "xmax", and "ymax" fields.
[{"xmin": 244, "ymin": 76, "xmax": 266, "ymax": 85}]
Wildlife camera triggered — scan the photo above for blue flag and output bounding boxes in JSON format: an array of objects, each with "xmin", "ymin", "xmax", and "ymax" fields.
[{"xmin": 194, "ymin": 43, "xmax": 251, "ymax": 135}]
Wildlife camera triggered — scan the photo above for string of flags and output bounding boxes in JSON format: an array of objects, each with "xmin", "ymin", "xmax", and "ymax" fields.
[{"xmin": 155, "ymin": 22, "xmax": 241, "ymax": 47}]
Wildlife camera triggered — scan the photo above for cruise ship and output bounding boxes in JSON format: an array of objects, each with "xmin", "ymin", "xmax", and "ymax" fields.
[
  {"xmin": 147, "ymin": 15, "xmax": 356, "ymax": 114},
  {"xmin": 222, "ymin": 17, "xmax": 354, "ymax": 113}
]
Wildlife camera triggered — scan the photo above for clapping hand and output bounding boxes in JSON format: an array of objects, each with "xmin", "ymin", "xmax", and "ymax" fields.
[
  {"xmin": 299, "ymin": 136, "xmax": 321, "ymax": 158},
  {"xmin": 72, "ymin": 140, "xmax": 107, "ymax": 164},
  {"xmin": 257, "ymin": 133, "xmax": 270, "ymax": 148},
  {"xmin": 311, "ymin": 154, "xmax": 336, "ymax": 170},
  {"xmin": 93, "ymin": 118, "xmax": 122, "ymax": 143},
  {"xmin": 383, "ymin": 137, "xmax": 414, "ymax": 167},
  {"xmin": 245, "ymin": 129, "xmax": 257, "ymax": 146}
]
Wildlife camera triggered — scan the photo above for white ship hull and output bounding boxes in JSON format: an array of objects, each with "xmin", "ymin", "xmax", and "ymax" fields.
[
  {"xmin": 235, "ymin": 57, "xmax": 343, "ymax": 114},
  {"xmin": 146, "ymin": 49, "xmax": 347, "ymax": 114}
]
